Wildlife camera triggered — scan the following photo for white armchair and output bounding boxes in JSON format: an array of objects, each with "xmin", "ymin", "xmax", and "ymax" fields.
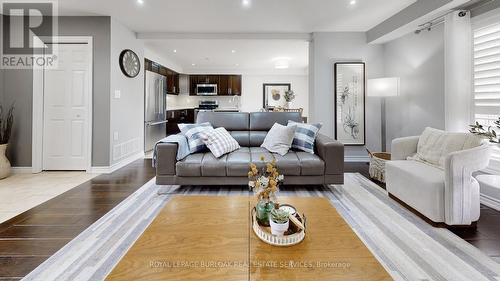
[{"xmin": 386, "ymin": 134, "xmax": 491, "ymax": 226}]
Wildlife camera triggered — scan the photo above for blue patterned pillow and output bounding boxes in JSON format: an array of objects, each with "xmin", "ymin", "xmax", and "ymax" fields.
[
  {"xmin": 288, "ymin": 121, "xmax": 322, "ymax": 154},
  {"xmin": 178, "ymin": 122, "xmax": 214, "ymax": 153}
]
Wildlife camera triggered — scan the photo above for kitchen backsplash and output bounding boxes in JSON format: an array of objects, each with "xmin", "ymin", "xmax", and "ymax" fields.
[{"xmin": 166, "ymin": 94, "xmax": 241, "ymax": 110}]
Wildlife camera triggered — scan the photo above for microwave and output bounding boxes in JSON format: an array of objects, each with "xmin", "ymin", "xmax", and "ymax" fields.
[{"xmin": 196, "ymin": 84, "xmax": 218, "ymax": 96}]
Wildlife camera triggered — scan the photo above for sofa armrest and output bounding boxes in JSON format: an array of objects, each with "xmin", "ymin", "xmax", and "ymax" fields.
[
  {"xmin": 156, "ymin": 142, "xmax": 178, "ymax": 175},
  {"xmin": 315, "ymin": 133, "xmax": 344, "ymax": 175},
  {"xmin": 391, "ymin": 136, "xmax": 420, "ymax": 160},
  {"xmin": 444, "ymin": 142, "xmax": 492, "ymax": 225}
]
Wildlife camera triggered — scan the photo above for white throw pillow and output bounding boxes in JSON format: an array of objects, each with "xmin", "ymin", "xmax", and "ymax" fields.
[
  {"xmin": 261, "ymin": 123, "xmax": 297, "ymax": 156},
  {"xmin": 408, "ymin": 127, "xmax": 483, "ymax": 169},
  {"xmin": 201, "ymin": 127, "xmax": 240, "ymax": 158}
]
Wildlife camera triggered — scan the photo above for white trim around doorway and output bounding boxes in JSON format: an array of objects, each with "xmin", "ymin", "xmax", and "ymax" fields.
[{"xmin": 32, "ymin": 36, "xmax": 94, "ymax": 174}]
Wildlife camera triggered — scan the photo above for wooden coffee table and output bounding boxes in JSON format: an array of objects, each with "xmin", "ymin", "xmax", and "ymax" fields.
[{"xmin": 106, "ymin": 196, "xmax": 392, "ymax": 280}]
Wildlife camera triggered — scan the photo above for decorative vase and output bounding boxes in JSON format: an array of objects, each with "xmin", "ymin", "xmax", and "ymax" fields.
[
  {"xmin": 284, "ymin": 101, "xmax": 291, "ymax": 109},
  {"xmin": 256, "ymin": 200, "xmax": 273, "ymax": 227},
  {"xmin": 0, "ymin": 144, "xmax": 11, "ymax": 179},
  {"xmin": 269, "ymin": 218, "xmax": 289, "ymax": 236}
]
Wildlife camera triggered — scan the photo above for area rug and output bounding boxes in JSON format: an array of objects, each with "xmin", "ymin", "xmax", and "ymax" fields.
[{"xmin": 22, "ymin": 174, "xmax": 500, "ymax": 281}]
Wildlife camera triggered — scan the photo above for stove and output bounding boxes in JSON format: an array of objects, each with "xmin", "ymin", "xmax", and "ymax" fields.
[{"xmin": 198, "ymin": 100, "xmax": 219, "ymax": 110}]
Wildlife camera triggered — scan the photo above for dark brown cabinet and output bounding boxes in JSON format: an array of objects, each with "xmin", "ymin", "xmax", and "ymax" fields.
[
  {"xmin": 144, "ymin": 58, "xmax": 180, "ymax": 95},
  {"xmin": 166, "ymin": 109, "xmax": 195, "ymax": 135},
  {"xmin": 189, "ymin": 74, "xmax": 242, "ymax": 96}
]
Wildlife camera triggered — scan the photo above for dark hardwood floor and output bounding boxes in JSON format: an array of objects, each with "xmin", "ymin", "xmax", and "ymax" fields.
[
  {"xmin": 0, "ymin": 159, "xmax": 155, "ymax": 280},
  {"xmin": 0, "ymin": 160, "xmax": 498, "ymax": 279}
]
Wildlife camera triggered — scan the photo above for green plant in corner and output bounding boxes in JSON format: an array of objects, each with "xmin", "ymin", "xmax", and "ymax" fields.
[
  {"xmin": 0, "ymin": 105, "xmax": 14, "ymax": 145},
  {"xmin": 469, "ymin": 117, "xmax": 500, "ymax": 144},
  {"xmin": 270, "ymin": 208, "xmax": 289, "ymax": 224}
]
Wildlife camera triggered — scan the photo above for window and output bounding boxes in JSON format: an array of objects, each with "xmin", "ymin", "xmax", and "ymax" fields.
[{"xmin": 473, "ymin": 21, "xmax": 500, "ymax": 173}]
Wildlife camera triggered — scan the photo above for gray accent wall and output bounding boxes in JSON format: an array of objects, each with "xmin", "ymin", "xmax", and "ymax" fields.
[
  {"xmin": 309, "ymin": 32, "xmax": 384, "ymax": 159},
  {"xmin": 382, "ymin": 25, "xmax": 445, "ymax": 150},
  {"xmin": 2, "ymin": 16, "xmax": 111, "ymax": 167}
]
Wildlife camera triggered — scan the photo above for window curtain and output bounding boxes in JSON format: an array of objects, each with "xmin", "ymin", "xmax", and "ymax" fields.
[{"xmin": 444, "ymin": 11, "xmax": 473, "ymax": 132}]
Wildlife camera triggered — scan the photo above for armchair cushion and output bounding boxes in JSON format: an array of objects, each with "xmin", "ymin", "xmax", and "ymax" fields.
[{"xmin": 408, "ymin": 127, "xmax": 482, "ymax": 169}]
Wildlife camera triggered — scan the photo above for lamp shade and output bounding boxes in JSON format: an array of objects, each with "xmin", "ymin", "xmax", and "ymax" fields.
[{"xmin": 368, "ymin": 77, "xmax": 400, "ymax": 97}]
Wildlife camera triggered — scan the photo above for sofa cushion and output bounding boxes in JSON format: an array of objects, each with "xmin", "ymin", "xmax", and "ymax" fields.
[
  {"xmin": 250, "ymin": 112, "xmax": 302, "ymax": 130},
  {"xmin": 230, "ymin": 131, "xmax": 250, "ymax": 147},
  {"xmin": 196, "ymin": 112, "xmax": 249, "ymax": 130},
  {"xmin": 202, "ymin": 127, "xmax": 240, "ymax": 158},
  {"xmin": 261, "ymin": 123, "xmax": 297, "ymax": 156},
  {"xmin": 296, "ymin": 152, "xmax": 325, "ymax": 175},
  {"xmin": 288, "ymin": 121, "xmax": 322, "ymax": 154},
  {"xmin": 226, "ymin": 147, "xmax": 251, "ymax": 176},
  {"xmin": 249, "ymin": 131, "xmax": 268, "ymax": 147},
  {"xmin": 386, "ymin": 160, "xmax": 445, "ymax": 222},
  {"xmin": 176, "ymin": 147, "xmax": 325, "ymax": 178},
  {"xmin": 178, "ymin": 122, "xmax": 213, "ymax": 153},
  {"xmin": 409, "ymin": 127, "xmax": 482, "ymax": 169},
  {"xmin": 176, "ymin": 153, "xmax": 204, "ymax": 177}
]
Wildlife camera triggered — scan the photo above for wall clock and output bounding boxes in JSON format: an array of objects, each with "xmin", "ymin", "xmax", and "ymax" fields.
[{"xmin": 119, "ymin": 49, "xmax": 140, "ymax": 78}]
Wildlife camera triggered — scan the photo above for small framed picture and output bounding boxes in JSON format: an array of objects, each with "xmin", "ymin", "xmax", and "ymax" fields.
[
  {"xmin": 263, "ymin": 83, "xmax": 291, "ymax": 110},
  {"xmin": 334, "ymin": 62, "xmax": 366, "ymax": 146}
]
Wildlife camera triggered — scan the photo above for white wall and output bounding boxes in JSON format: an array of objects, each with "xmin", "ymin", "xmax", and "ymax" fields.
[
  {"xmin": 240, "ymin": 74, "xmax": 309, "ymax": 116},
  {"xmin": 109, "ymin": 19, "xmax": 145, "ymax": 164},
  {"xmin": 383, "ymin": 25, "xmax": 445, "ymax": 150},
  {"xmin": 309, "ymin": 32, "xmax": 384, "ymax": 160},
  {"xmin": 144, "ymin": 48, "xmax": 184, "ymax": 73}
]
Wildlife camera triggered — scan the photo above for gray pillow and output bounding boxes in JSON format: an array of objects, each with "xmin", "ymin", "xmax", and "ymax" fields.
[{"xmin": 261, "ymin": 123, "xmax": 297, "ymax": 156}]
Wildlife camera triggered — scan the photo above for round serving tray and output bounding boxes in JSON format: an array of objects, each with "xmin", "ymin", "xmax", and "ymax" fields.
[{"xmin": 251, "ymin": 207, "xmax": 306, "ymax": 247}]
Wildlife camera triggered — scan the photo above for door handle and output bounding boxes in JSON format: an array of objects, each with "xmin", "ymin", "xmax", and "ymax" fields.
[{"xmin": 147, "ymin": 120, "xmax": 168, "ymax": 126}]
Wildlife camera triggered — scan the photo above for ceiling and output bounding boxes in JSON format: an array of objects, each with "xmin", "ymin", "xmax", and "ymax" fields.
[
  {"xmin": 56, "ymin": 0, "xmax": 417, "ymax": 33},
  {"xmin": 145, "ymin": 39, "xmax": 309, "ymax": 74}
]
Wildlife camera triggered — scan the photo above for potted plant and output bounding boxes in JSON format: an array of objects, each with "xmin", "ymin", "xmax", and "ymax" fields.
[
  {"xmin": 469, "ymin": 117, "xmax": 500, "ymax": 144},
  {"xmin": 0, "ymin": 105, "xmax": 14, "ymax": 179},
  {"xmin": 283, "ymin": 90, "xmax": 295, "ymax": 109},
  {"xmin": 248, "ymin": 156, "xmax": 284, "ymax": 226},
  {"xmin": 269, "ymin": 208, "xmax": 289, "ymax": 236}
]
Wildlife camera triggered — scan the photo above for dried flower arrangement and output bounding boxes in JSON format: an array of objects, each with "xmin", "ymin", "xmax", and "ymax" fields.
[{"xmin": 248, "ymin": 156, "xmax": 284, "ymax": 202}]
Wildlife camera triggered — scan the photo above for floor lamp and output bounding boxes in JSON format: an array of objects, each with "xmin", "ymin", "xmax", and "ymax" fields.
[{"xmin": 367, "ymin": 77, "xmax": 400, "ymax": 152}]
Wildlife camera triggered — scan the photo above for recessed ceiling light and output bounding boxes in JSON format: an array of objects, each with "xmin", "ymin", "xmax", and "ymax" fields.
[
  {"xmin": 242, "ymin": 0, "xmax": 250, "ymax": 7},
  {"xmin": 349, "ymin": 0, "xmax": 356, "ymax": 5},
  {"xmin": 191, "ymin": 63, "xmax": 196, "ymax": 66},
  {"xmin": 137, "ymin": 0, "xmax": 144, "ymax": 5},
  {"xmin": 173, "ymin": 49, "xmax": 177, "ymax": 53},
  {"xmin": 235, "ymin": 63, "xmax": 239, "ymax": 66},
  {"xmin": 231, "ymin": 50, "xmax": 236, "ymax": 53}
]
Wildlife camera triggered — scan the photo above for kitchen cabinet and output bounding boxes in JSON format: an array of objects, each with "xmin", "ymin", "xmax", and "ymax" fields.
[
  {"xmin": 144, "ymin": 58, "xmax": 180, "ymax": 95},
  {"xmin": 189, "ymin": 74, "xmax": 242, "ymax": 96},
  {"xmin": 166, "ymin": 109, "xmax": 195, "ymax": 135}
]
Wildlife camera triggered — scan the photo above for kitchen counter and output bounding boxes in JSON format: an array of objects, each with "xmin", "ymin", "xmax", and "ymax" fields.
[{"xmin": 167, "ymin": 106, "xmax": 197, "ymax": 111}]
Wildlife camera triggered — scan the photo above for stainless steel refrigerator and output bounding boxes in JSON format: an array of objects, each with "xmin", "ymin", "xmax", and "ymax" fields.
[{"xmin": 144, "ymin": 70, "xmax": 167, "ymax": 152}]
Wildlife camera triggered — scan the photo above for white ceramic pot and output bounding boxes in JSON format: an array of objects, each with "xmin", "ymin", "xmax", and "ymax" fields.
[
  {"xmin": 0, "ymin": 144, "xmax": 10, "ymax": 179},
  {"xmin": 269, "ymin": 218, "xmax": 289, "ymax": 236}
]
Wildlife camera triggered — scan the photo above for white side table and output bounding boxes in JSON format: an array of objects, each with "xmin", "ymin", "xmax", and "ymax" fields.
[{"xmin": 476, "ymin": 175, "xmax": 500, "ymax": 211}]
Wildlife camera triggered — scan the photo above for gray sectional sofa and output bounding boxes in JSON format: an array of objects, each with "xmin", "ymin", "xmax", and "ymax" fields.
[{"xmin": 155, "ymin": 112, "xmax": 344, "ymax": 185}]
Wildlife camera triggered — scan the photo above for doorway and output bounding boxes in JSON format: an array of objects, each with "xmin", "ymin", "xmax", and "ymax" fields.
[{"xmin": 32, "ymin": 37, "xmax": 93, "ymax": 172}]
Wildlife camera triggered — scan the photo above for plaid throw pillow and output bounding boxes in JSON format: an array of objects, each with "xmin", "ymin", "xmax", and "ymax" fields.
[
  {"xmin": 288, "ymin": 121, "xmax": 322, "ymax": 154},
  {"xmin": 178, "ymin": 122, "xmax": 214, "ymax": 153},
  {"xmin": 201, "ymin": 127, "xmax": 240, "ymax": 158}
]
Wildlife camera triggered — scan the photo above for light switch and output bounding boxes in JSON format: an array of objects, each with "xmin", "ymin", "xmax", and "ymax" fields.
[
  {"xmin": 114, "ymin": 90, "xmax": 121, "ymax": 99},
  {"xmin": 113, "ymin": 132, "xmax": 119, "ymax": 141}
]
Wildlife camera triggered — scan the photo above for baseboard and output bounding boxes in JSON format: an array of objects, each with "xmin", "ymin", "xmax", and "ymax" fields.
[
  {"xmin": 481, "ymin": 193, "xmax": 500, "ymax": 212},
  {"xmin": 90, "ymin": 152, "xmax": 145, "ymax": 174},
  {"xmin": 11, "ymin": 167, "xmax": 33, "ymax": 174},
  {"xmin": 345, "ymin": 156, "xmax": 370, "ymax": 162}
]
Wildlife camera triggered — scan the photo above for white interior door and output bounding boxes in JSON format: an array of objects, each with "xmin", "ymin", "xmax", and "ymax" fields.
[{"xmin": 42, "ymin": 43, "xmax": 90, "ymax": 170}]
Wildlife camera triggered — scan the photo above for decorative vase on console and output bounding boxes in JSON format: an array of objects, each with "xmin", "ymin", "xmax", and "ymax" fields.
[
  {"xmin": 0, "ymin": 105, "xmax": 14, "ymax": 180},
  {"xmin": 248, "ymin": 156, "xmax": 284, "ymax": 226},
  {"xmin": 283, "ymin": 90, "xmax": 295, "ymax": 109}
]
